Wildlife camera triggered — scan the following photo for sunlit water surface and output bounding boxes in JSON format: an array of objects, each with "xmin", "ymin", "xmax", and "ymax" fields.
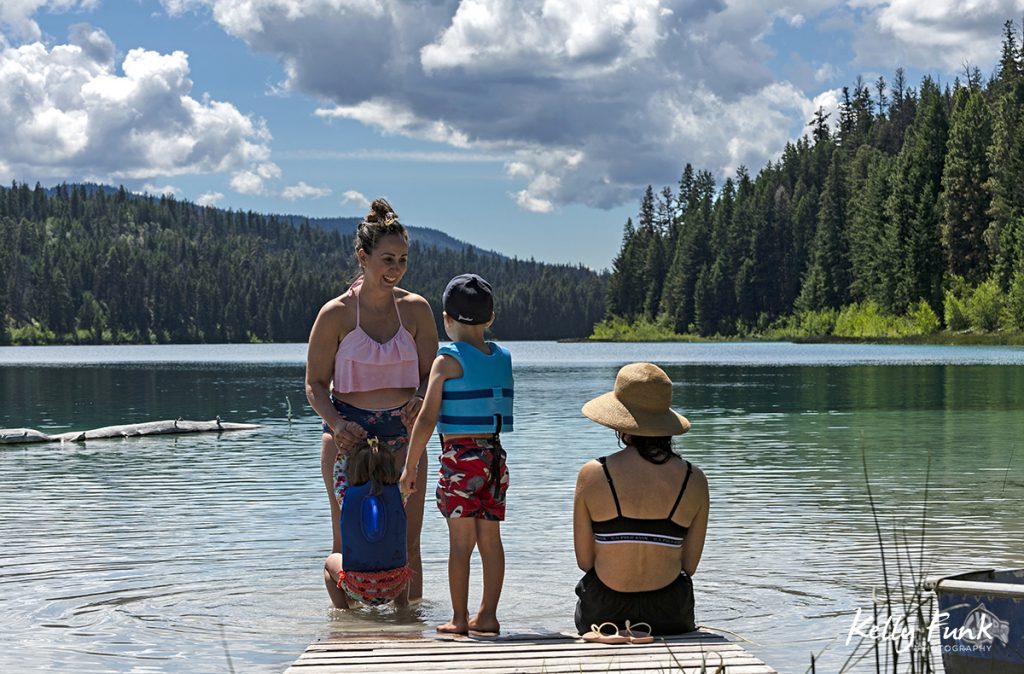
[{"xmin": 2, "ymin": 342, "xmax": 1022, "ymax": 673}]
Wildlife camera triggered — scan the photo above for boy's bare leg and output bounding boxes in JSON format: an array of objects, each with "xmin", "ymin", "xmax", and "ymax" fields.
[
  {"xmin": 438, "ymin": 518, "xmax": 476, "ymax": 634},
  {"xmin": 469, "ymin": 519, "xmax": 503, "ymax": 634}
]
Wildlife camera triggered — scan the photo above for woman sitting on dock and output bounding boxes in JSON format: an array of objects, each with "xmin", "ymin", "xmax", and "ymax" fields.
[{"xmin": 573, "ymin": 362, "xmax": 709, "ymax": 636}]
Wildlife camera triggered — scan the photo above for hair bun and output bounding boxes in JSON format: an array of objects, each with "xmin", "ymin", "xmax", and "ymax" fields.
[
  {"xmin": 368, "ymin": 198, "xmax": 398, "ymax": 224},
  {"xmin": 354, "ymin": 197, "xmax": 407, "ymax": 255}
]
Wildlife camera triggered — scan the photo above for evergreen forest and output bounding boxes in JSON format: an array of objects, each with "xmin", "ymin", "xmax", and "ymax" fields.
[
  {"xmin": 0, "ymin": 184, "xmax": 605, "ymax": 344},
  {"xmin": 601, "ymin": 21, "xmax": 1024, "ymax": 340}
]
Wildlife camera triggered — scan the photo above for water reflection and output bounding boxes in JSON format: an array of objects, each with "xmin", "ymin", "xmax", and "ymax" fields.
[{"xmin": 1, "ymin": 350, "xmax": 1022, "ymax": 673}]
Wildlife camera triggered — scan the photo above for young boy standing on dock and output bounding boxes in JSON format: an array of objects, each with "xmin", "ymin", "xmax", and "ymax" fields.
[{"xmin": 400, "ymin": 273, "xmax": 513, "ymax": 635}]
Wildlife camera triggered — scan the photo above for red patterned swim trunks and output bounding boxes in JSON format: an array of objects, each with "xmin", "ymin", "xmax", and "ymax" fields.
[{"xmin": 436, "ymin": 436, "xmax": 509, "ymax": 521}]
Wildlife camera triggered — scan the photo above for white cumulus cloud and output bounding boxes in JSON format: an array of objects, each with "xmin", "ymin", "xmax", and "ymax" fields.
[
  {"xmin": 230, "ymin": 170, "xmax": 265, "ymax": 195},
  {"xmin": 341, "ymin": 190, "xmax": 370, "ymax": 210},
  {"xmin": 0, "ymin": 1, "xmax": 97, "ymax": 42},
  {"xmin": 158, "ymin": 0, "xmax": 939, "ymax": 210},
  {"xmin": 281, "ymin": 181, "xmax": 331, "ymax": 200},
  {"xmin": 255, "ymin": 161, "xmax": 281, "ymax": 180},
  {"xmin": 196, "ymin": 190, "xmax": 224, "ymax": 206},
  {"xmin": 0, "ymin": 22, "xmax": 271, "ymax": 184},
  {"xmin": 514, "ymin": 190, "xmax": 554, "ymax": 213},
  {"xmin": 315, "ymin": 99, "xmax": 471, "ymax": 148},
  {"xmin": 814, "ymin": 62, "xmax": 839, "ymax": 82},
  {"xmin": 854, "ymin": 0, "xmax": 1024, "ymax": 70},
  {"xmin": 140, "ymin": 182, "xmax": 181, "ymax": 196}
]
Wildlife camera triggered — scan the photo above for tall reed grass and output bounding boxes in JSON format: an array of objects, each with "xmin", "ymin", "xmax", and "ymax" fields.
[{"xmin": 818, "ymin": 450, "xmax": 938, "ymax": 673}]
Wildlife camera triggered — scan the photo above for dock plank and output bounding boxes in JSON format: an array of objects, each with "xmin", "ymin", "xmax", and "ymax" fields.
[{"xmin": 286, "ymin": 630, "xmax": 776, "ymax": 673}]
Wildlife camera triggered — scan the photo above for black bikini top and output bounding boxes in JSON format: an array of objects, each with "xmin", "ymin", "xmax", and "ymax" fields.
[{"xmin": 590, "ymin": 456, "xmax": 692, "ymax": 548}]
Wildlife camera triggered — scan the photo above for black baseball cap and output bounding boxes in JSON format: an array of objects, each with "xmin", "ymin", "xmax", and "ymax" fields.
[{"xmin": 443, "ymin": 273, "xmax": 494, "ymax": 325}]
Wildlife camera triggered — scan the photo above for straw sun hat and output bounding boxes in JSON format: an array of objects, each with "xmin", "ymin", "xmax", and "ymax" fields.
[{"xmin": 581, "ymin": 362, "xmax": 690, "ymax": 437}]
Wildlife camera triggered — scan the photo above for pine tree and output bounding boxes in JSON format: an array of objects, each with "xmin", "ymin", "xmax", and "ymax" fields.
[
  {"xmin": 941, "ymin": 86, "xmax": 993, "ymax": 282},
  {"xmin": 787, "ymin": 180, "xmax": 818, "ymax": 310},
  {"xmin": 809, "ymin": 107, "xmax": 831, "ymax": 145},
  {"xmin": 810, "ymin": 149, "xmax": 851, "ymax": 308},
  {"xmin": 795, "ymin": 260, "xmax": 828, "ymax": 313},
  {"xmin": 0, "ymin": 228, "xmax": 7, "ymax": 344},
  {"xmin": 606, "ymin": 218, "xmax": 639, "ymax": 319},
  {"xmin": 875, "ymin": 76, "xmax": 888, "ymax": 117},
  {"xmin": 985, "ymin": 20, "xmax": 1024, "ymax": 287},
  {"xmin": 642, "ymin": 233, "xmax": 667, "ymax": 320},
  {"xmin": 848, "ymin": 147, "xmax": 895, "ymax": 303},
  {"xmin": 884, "ymin": 77, "xmax": 948, "ymax": 312},
  {"xmin": 839, "ymin": 86, "xmax": 854, "ymax": 146},
  {"xmin": 638, "ymin": 185, "xmax": 656, "ymax": 231},
  {"xmin": 677, "ymin": 164, "xmax": 695, "ymax": 225},
  {"xmin": 656, "ymin": 186, "xmax": 674, "ymax": 235},
  {"xmin": 885, "ymin": 68, "xmax": 918, "ymax": 154},
  {"xmin": 659, "ymin": 169, "xmax": 714, "ymax": 332},
  {"xmin": 694, "ymin": 260, "xmax": 731, "ymax": 336}
]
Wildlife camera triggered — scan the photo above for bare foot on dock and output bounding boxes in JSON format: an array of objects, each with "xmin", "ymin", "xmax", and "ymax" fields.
[
  {"xmin": 437, "ymin": 620, "xmax": 469, "ymax": 635},
  {"xmin": 468, "ymin": 614, "xmax": 500, "ymax": 636}
]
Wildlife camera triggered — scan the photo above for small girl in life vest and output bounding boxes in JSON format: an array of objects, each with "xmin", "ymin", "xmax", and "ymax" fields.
[{"xmin": 325, "ymin": 437, "xmax": 412, "ymax": 606}]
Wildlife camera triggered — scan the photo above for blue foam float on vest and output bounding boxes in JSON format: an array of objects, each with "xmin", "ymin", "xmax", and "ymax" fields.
[
  {"xmin": 341, "ymin": 482, "xmax": 407, "ymax": 572},
  {"xmin": 361, "ymin": 493, "xmax": 386, "ymax": 542}
]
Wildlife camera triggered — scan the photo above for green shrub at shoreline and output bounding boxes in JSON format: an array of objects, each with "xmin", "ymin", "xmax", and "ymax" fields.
[
  {"xmin": 592, "ymin": 295, "xmax": 1024, "ymax": 344},
  {"xmin": 590, "ymin": 315, "xmax": 707, "ymax": 342}
]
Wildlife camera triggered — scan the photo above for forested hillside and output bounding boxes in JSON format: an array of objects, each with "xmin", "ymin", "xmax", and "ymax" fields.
[
  {"xmin": 0, "ymin": 185, "xmax": 605, "ymax": 344},
  {"xmin": 292, "ymin": 215, "xmax": 481, "ymax": 254},
  {"xmin": 602, "ymin": 21, "xmax": 1024, "ymax": 339}
]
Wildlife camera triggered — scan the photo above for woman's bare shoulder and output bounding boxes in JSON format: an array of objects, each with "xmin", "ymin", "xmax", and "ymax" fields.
[
  {"xmin": 395, "ymin": 288, "xmax": 434, "ymax": 322},
  {"xmin": 682, "ymin": 460, "xmax": 709, "ymax": 498},
  {"xmin": 685, "ymin": 460, "xmax": 707, "ymax": 480},
  {"xmin": 395, "ymin": 288, "xmax": 431, "ymax": 310},
  {"xmin": 575, "ymin": 457, "xmax": 606, "ymax": 487},
  {"xmin": 315, "ymin": 291, "xmax": 356, "ymax": 329}
]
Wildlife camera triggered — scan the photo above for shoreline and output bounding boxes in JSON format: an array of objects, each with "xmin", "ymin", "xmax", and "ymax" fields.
[{"xmin": 575, "ymin": 331, "xmax": 1024, "ymax": 346}]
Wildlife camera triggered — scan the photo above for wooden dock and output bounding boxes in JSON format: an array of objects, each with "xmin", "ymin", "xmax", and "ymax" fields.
[{"xmin": 286, "ymin": 629, "xmax": 777, "ymax": 673}]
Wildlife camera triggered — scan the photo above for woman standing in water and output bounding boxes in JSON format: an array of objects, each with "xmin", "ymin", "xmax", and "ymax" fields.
[{"xmin": 305, "ymin": 198, "xmax": 438, "ymax": 608}]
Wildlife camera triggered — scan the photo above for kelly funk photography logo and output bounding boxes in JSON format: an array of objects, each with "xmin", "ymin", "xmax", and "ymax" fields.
[{"xmin": 846, "ymin": 603, "xmax": 1012, "ymax": 654}]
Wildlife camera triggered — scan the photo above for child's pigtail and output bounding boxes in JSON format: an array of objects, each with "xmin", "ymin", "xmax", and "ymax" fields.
[{"xmin": 365, "ymin": 437, "xmax": 401, "ymax": 495}]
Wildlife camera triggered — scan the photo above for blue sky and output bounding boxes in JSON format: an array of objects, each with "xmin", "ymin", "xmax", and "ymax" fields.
[{"xmin": 0, "ymin": 2, "xmax": 1018, "ymax": 270}]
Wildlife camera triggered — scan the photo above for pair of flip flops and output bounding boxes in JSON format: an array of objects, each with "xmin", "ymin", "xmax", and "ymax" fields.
[{"xmin": 581, "ymin": 620, "xmax": 654, "ymax": 644}]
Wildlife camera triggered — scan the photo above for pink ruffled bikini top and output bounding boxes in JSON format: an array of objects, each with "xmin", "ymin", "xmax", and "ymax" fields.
[{"xmin": 333, "ymin": 279, "xmax": 420, "ymax": 394}]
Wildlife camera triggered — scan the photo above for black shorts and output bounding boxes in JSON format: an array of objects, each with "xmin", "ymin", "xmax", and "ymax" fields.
[{"xmin": 574, "ymin": 568, "xmax": 696, "ymax": 636}]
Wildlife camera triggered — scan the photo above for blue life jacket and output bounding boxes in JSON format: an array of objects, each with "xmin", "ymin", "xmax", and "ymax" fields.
[
  {"xmin": 340, "ymin": 482, "xmax": 407, "ymax": 572},
  {"xmin": 437, "ymin": 341, "xmax": 514, "ymax": 435}
]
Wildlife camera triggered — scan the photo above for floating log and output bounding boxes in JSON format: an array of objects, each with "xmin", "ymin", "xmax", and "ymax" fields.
[
  {"xmin": 0, "ymin": 428, "xmax": 52, "ymax": 444},
  {"xmin": 0, "ymin": 417, "xmax": 260, "ymax": 445}
]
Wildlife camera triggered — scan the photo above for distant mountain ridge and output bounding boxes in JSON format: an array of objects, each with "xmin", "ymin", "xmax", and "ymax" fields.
[
  {"xmin": 278, "ymin": 214, "xmax": 496, "ymax": 256},
  {"xmin": 4, "ymin": 181, "xmax": 606, "ymax": 344},
  {"xmin": 44, "ymin": 182, "xmax": 500, "ymax": 258}
]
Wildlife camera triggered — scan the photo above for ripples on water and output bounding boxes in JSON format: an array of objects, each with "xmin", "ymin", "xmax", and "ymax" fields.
[{"xmin": 1, "ymin": 342, "xmax": 1022, "ymax": 673}]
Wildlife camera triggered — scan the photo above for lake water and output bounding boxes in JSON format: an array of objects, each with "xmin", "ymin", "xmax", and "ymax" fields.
[{"xmin": 2, "ymin": 342, "xmax": 1023, "ymax": 673}]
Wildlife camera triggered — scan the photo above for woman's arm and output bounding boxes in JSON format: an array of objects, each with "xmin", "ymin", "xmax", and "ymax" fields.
[
  {"xmin": 400, "ymin": 294, "xmax": 440, "ymax": 428},
  {"xmin": 305, "ymin": 301, "xmax": 364, "ymax": 447},
  {"xmin": 573, "ymin": 463, "xmax": 597, "ymax": 572},
  {"xmin": 681, "ymin": 470, "xmax": 710, "ymax": 577}
]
